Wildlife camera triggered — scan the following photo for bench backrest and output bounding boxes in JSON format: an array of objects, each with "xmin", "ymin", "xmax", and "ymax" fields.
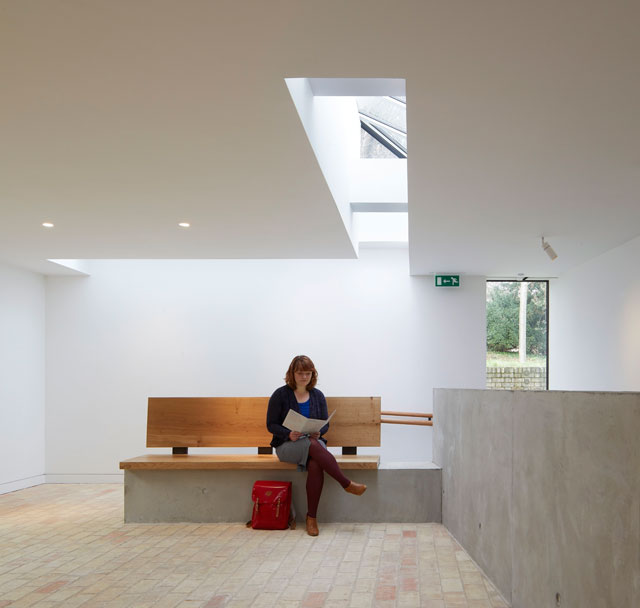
[{"xmin": 147, "ymin": 397, "xmax": 381, "ymax": 449}]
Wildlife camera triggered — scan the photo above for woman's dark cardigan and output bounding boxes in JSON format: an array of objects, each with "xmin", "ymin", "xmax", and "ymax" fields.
[{"xmin": 266, "ymin": 385, "xmax": 330, "ymax": 448}]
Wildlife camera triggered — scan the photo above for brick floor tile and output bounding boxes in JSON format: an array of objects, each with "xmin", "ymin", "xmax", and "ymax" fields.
[
  {"xmin": 203, "ymin": 595, "xmax": 230, "ymax": 607},
  {"xmin": 442, "ymin": 578, "xmax": 464, "ymax": 593},
  {"xmin": 461, "ymin": 571, "xmax": 484, "ymax": 585},
  {"xmin": 35, "ymin": 580, "xmax": 70, "ymax": 593},
  {"xmin": 150, "ymin": 594, "xmax": 190, "ymax": 608},
  {"xmin": 397, "ymin": 590, "xmax": 421, "ymax": 606},
  {"xmin": 281, "ymin": 585, "xmax": 308, "ymax": 600},
  {"xmin": 327, "ymin": 585, "xmax": 353, "ymax": 601},
  {"xmin": 465, "ymin": 583, "xmax": 489, "ymax": 600},
  {"xmin": 302, "ymin": 591, "xmax": 328, "ymax": 607},
  {"xmin": 129, "ymin": 579, "xmax": 158, "ymax": 593},
  {"xmin": 375, "ymin": 585, "xmax": 396, "ymax": 601},
  {"xmin": 439, "ymin": 567, "xmax": 461, "ymax": 578},
  {"xmin": 333, "ymin": 573, "xmax": 357, "ymax": 587},
  {"xmin": 347, "ymin": 592, "xmax": 373, "ymax": 607},
  {"xmin": 338, "ymin": 561, "xmax": 359, "ymax": 573},
  {"xmin": 372, "ymin": 600, "xmax": 395, "ymax": 608},
  {"xmin": 422, "ymin": 589, "xmax": 445, "ymax": 601},
  {"xmin": 307, "ymin": 578, "xmax": 333, "ymax": 592},
  {"xmin": 401, "ymin": 575, "xmax": 418, "ymax": 592},
  {"xmin": 443, "ymin": 590, "xmax": 469, "ymax": 607},
  {"xmin": 422, "ymin": 601, "xmax": 446, "ymax": 608},
  {"xmin": 353, "ymin": 578, "xmax": 375, "ymax": 593}
]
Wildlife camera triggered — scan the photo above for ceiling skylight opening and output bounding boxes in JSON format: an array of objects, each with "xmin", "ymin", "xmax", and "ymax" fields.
[
  {"xmin": 286, "ymin": 78, "xmax": 408, "ymax": 250},
  {"xmin": 357, "ymin": 96, "xmax": 407, "ymax": 159}
]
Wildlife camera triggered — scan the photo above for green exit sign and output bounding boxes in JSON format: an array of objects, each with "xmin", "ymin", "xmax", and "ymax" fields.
[{"xmin": 435, "ymin": 275, "xmax": 460, "ymax": 287}]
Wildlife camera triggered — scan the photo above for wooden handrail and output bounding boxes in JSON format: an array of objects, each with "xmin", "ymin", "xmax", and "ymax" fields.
[
  {"xmin": 380, "ymin": 410, "xmax": 434, "ymax": 427},
  {"xmin": 381, "ymin": 419, "xmax": 433, "ymax": 426},
  {"xmin": 381, "ymin": 410, "xmax": 433, "ymax": 419}
]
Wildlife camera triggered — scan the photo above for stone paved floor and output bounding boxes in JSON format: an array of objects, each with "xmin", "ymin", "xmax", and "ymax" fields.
[{"xmin": 0, "ymin": 485, "xmax": 509, "ymax": 608}]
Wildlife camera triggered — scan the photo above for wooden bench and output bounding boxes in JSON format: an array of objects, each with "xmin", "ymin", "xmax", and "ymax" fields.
[
  {"xmin": 120, "ymin": 396, "xmax": 381, "ymax": 471},
  {"xmin": 119, "ymin": 396, "xmax": 442, "ymax": 524}
]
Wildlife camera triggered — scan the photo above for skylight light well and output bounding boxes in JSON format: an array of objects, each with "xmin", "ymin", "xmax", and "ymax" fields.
[{"xmin": 286, "ymin": 78, "xmax": 408, "ymax": 248}]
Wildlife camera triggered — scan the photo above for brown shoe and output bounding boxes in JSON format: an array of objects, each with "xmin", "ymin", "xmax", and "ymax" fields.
[
  {"xmin": 306, "ymin": 515, "xmax": 319, "ymax": 536},
  {"xmin": 345, "ymin": 481, "xmax": 367, "ymax": 496}
]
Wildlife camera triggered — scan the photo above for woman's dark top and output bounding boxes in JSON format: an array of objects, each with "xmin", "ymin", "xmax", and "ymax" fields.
[{"xmin": 266, "ymin": 385, "xmax": 330, "ymax": 448}]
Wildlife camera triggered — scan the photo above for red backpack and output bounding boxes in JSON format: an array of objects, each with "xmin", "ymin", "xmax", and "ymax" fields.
[{"xmin": 250, "ymin": 480, "xmax": 294, "ymax": 530}]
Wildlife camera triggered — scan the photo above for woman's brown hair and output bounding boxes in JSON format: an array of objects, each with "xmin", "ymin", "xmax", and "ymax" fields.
[{"xmin": 285, "ymin": 355, "xmax": 318, "ymax": 390}]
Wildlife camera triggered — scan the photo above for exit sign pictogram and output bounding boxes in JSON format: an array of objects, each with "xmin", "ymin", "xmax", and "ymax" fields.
[{"xmin": 435, "ymin": 275, "xmax": 460, "ymax": 287}]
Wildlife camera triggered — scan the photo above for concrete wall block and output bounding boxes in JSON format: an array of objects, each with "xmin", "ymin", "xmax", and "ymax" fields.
[
  {"xmin": 434, "ymin": 389, "xmax": 640, "ymax": 608},
  {"xmin": 512, "ymin": 392, "xmax": 640, "ymax": 608}
]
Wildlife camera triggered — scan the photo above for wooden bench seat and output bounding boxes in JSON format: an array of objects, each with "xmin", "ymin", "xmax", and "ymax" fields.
[{"xmin": 120, "ymin": 454, "xmax": 380, "ymax": 470}]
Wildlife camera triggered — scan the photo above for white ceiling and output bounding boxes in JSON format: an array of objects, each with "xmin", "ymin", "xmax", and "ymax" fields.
[{"xmin": 1, "ymin": 1, "xmax": 639, "ymax": 277}]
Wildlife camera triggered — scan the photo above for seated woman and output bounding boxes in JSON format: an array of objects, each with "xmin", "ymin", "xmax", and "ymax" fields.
[{"xmin": 266, "ymin": 355, "xmax": 366, "ymax": 537}]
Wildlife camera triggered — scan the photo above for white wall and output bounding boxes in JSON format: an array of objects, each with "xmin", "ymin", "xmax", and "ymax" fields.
[
  {"xmin": 45, "ymin": 250, "xmax": 487, "ymax": 480},
  {"xmin": 550, "ymin": 235, "xmax": 640, "ymax": 391},
  {"xmin": 0, "ymin": 262, "xmax": 46, "ymax": 493}
]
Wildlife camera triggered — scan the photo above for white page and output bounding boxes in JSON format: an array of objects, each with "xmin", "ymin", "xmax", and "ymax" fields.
[{"xmin": 282, "ymin": 409, "xmax": 335, "ymax": 434}]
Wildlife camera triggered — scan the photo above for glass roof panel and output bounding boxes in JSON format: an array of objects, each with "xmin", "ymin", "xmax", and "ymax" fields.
[
  {"xmin": 360, "ymin": 130, "xmax": 397, "ymax": 159},
  {"xmin": 356, "ymin": 96, "xmax": 407, "ymax": 159}
]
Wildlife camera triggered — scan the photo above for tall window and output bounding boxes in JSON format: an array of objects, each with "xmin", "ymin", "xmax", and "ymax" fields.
[{"xmin": 486, "ymin": 280, "xmax": 548, "ymax": 390}]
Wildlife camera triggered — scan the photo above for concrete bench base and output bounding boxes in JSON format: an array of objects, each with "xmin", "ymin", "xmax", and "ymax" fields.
[{"xmin": 123, "ymin": 468, "xmax": 442, "ymax": 524}]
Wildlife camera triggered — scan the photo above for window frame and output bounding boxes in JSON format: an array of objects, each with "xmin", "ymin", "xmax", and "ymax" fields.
[{"xmin": 486, "ymin": 278, "xmax": 549, "ymax": 390}]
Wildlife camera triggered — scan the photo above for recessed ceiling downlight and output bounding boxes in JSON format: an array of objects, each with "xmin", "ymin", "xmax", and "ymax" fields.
[
  {"xmin": 178, "ymin": 222, "xmax": 190, "ymax": 228},
  {"xmin": 42, "ymin": 222, "xmax": 54, "ymax": 228}
]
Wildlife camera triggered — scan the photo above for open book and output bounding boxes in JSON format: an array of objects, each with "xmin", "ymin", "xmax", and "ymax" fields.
[{"xmin": 282, "ymin": 409, "xmax": 335, "ymax": 434}]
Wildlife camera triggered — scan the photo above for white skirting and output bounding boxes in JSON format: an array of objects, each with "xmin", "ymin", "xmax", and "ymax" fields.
[{"xmin": 0, "ymin": 474, "xmax": 46, "ymax": 495}]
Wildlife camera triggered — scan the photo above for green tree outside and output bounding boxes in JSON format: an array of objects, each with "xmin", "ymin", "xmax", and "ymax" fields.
[{"xmin": 486, "ymin": 281, "xmax": 547, "ymax": 355}]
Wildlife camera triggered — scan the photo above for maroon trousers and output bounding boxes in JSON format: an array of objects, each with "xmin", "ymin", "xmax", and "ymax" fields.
[{"xmin": 305, "ymin": 438, "xmax": 350, "ymax": 518}]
